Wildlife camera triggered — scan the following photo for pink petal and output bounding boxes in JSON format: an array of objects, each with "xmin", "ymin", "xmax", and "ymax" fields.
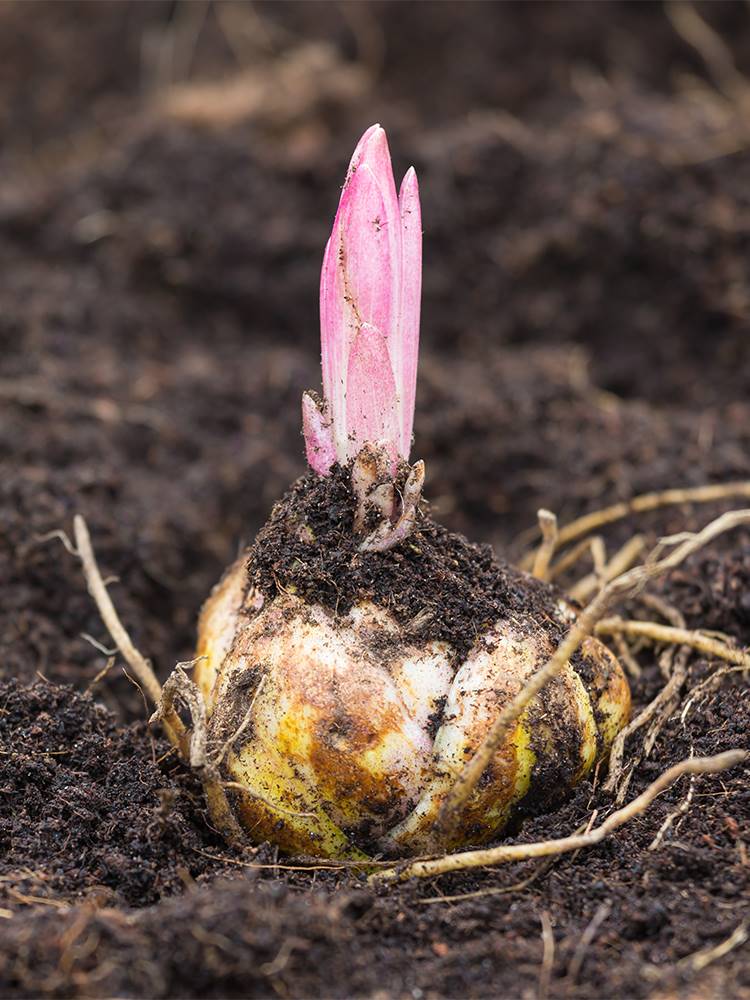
[
  {"xmin": 317, "ymin": 125, "xmax": 422, "ymax": 471},
  {"xmin": 320, "ymin": 234, "xmax": 351, "ymax": 460},
  {"xmin": 345, "ymin": 321, "xmax": 399, "ymax": 466},
  {"xmin": 397, "ymin": 167, "xmax": 422, "ymax": 459},
  {"xmin": 337, "ymin": 136, "xmax": 401, "ymax": 340},
  {"xmin": 321, "ymin": 126, "xmax": 402, "ymax": 463},
  {"xmin": 301, "ymin": 391, "xmax": 336, "ymax": 475},
  {"xmin": 345, "ymin": 123, "xmax": 382, "ymax": 179}
]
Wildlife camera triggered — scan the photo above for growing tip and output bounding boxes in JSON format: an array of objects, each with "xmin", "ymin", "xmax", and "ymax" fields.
[{"xmin": 306, "ymin": 124, "xmax": 423, "ymax": 475}]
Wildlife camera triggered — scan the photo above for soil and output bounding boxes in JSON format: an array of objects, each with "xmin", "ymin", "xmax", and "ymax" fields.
[
  {"xmin": 249, "ymin": 463, "xmax": 572, "ymax": 661},
  {"xmin": 0, "ymin": 1, "xmax": 748, "ymax": 997}
]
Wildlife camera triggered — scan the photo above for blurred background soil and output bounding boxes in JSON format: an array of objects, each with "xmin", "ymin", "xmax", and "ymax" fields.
[{"xmin": 0, "ymin": 2, "xmax": 748, "ymax": 997}]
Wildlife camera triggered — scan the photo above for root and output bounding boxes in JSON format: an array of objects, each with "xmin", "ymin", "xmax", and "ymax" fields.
[
  {"xmin": 604, "ymin": 595, "xmax": 691, "ymax": 800},
  {"xmin": 151, "ymin": 665, "xmax": 246, "ymax": 846},
  {"xmin": 519, "ymin": 481, "xmax": 750, "ymax": 571},
  {"xmin": 531, "ymin": 509, "xmax": 558, "ymax": 581},
  {"xmin": 50, "ymin": 517, "xmax": 186, "ymax": 744},
  {"xmin": 435, "ymin": 508, "xmax": 750, "ymax": 841},
  {"xmin": 417, "ymin": 818, "xmax": 592, "ymax": 905},
  {"xmin": 372, "ymin": 750, "xmax": 747, "ymax": 882},
  {"xmin": 611, "ymin": 633, "xmax": 642, "ymax": 680},
  {"xmin": 649, "ymin": 767, "xmax": 696, "ymax": 850},
  {"xmin": 547, "ymin": 534, "xmax": 604, "ymax": 582},
  {"xmin": 568, "ymin": 534, "xmax": 645, "ymax": 604},
  {"xmin": 676, "ymin": 919, "xmax": 749, "ymax": 974},
  {"xmin": 666, "ymin": 0, "xmax": 750, "ymax": 106},
  {"xmin": 566, "ymin": 902, "xmax": 611, "ymax": 989},
  {"xmin": 360, "ymin": 460, "xmax": 425, "ymax": 552},
  {"xmin": 538, "ymin": 911, "xmax": 555, "ymax": 1000},
  {"xmin": 70, "ymin": 515, "xmax": 164, "ymax": 708},
  {"xmin": 594, "ymin": 618, "xmax": 750, "ymax": 668},
  {"xmin": 603, "ymin": 666, "xmax": 686, "ymax": 799},
  {"xmin": 681, "ymin": 665, "xmax": 748, "ymax": 723}
]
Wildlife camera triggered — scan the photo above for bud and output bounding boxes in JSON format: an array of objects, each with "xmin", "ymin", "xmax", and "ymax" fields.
[{"xmin": 303, "ymin": 125, "xmax": 422, "ymax": 473}]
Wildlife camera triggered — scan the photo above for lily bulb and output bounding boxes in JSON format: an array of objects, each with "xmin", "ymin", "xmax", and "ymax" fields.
[{"xmin": 194, "ymin": 126, "xmax": 631, "ymax": 858}]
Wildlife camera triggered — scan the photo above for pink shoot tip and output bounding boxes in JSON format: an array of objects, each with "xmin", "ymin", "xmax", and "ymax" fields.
[{"xmin": 302, "ymin": 124, "xmax": 422, "ymax": 476}]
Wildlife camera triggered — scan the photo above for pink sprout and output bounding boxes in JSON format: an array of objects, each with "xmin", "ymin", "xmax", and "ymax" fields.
[{"xmin": 302, "ymin": 125, "xmax": 422, "ymax": 476}]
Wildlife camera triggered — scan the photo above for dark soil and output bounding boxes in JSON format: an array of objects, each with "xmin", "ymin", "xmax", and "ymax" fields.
[
  {"xmin": 0, "ymin": 2, "xmax": 748, "ymax": 997},
  {"xmin": 250, "ymin": 463, "xmax": 569, "ymax": 661}
]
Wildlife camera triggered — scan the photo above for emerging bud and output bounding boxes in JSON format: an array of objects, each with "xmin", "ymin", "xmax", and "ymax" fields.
[{"xmin": 303, "ymin": 125, "xmax": 422, "ymax": 474}]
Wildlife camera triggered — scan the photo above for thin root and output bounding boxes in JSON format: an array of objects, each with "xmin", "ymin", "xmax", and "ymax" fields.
[
  {"xmin": 681, "ymin": 665, "xmax": 749, "ymax": 724},
  {"xmin": 372, "ymin": 750, "xmax": 747, "ymax": 882},
  {"xmin": 603, "ymin": 599, "xmax": 690, "ymax": 799},
  {"xmin": 547, "ymin": 535, "xmax": 605, "ymax": 582},
  {"xmin": 519, "ymin": 481, "xmax": 750, "ymax": 571},
  {"xmin": 152, "ymin": 666, "xmax": 246, "ymax": 846},
  {"xmin": 679, "ymin": 919, "xmax": 748, "ymax": 973},
  {"xmin": 566, "ymin": 902, "xmax": 611, "ymax": 989},
  {"xmin": 68, "ymin": 516, "xmax": 163, "ymax": 708},
  {"xmin": 531, "ymin": 509, "xmax": 558, "ymax": 581},
  {"xmin": 568, "ymin": 534, "xmax": 645, "ymax": 604},
  {"xmin": 649, "ymin": 768, "xmax": 696, "ymax": 850},
  {"xmin": 594, "ymin": 617, "xmax": 750, "ymax": 669},
  {"xmin": 538, "ymin": 911, "xmax": 555, "ymax": 1000}
]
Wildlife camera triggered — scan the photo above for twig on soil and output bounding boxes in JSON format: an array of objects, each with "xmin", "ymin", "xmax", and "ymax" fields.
[
  {"xmin": 538, "ymin": 911, "xmax": 555, "ymax": 1000},
  {"xmin": 519, "ymin": 482, "xmax": 750, "ymax": 570},
  {"xmin": 435, "ymin": 509, "xmax": 750, "ymax": 840},
  {"xmin": 531, "ymin": 509, "xmax": 558, "ymax": 581},
  {"xmin": 372, "ymin": 750, "xmax": 747, "ymax": 882}
]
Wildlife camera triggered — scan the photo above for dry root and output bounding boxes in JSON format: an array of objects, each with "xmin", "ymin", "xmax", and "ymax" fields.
[
  {"xmin": 531, "ymin": 509, "xmax": 558, "ymax": 581},
  {"xmin": 151, "ymin": 664, "xmax": 248, "ymax": 845},
  {"xmin": 519, "ymin": 481, "xmax": 750, "ymax": 571},
  {"xmin": 46, "ymin": 516, "xmax": 183, "ymax": 741},
  {"xmin": 595, "ymin": 617, "xmax": 750, "ymax": 669},
  {"xmin": 372, "ymin": 749, "xmax": 747, "ymax": 882}
]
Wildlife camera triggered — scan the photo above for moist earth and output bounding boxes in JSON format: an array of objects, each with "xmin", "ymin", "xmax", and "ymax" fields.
[{"xmin": 0, "ymin": 2, "xmax": 749, "ymax": 998}]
